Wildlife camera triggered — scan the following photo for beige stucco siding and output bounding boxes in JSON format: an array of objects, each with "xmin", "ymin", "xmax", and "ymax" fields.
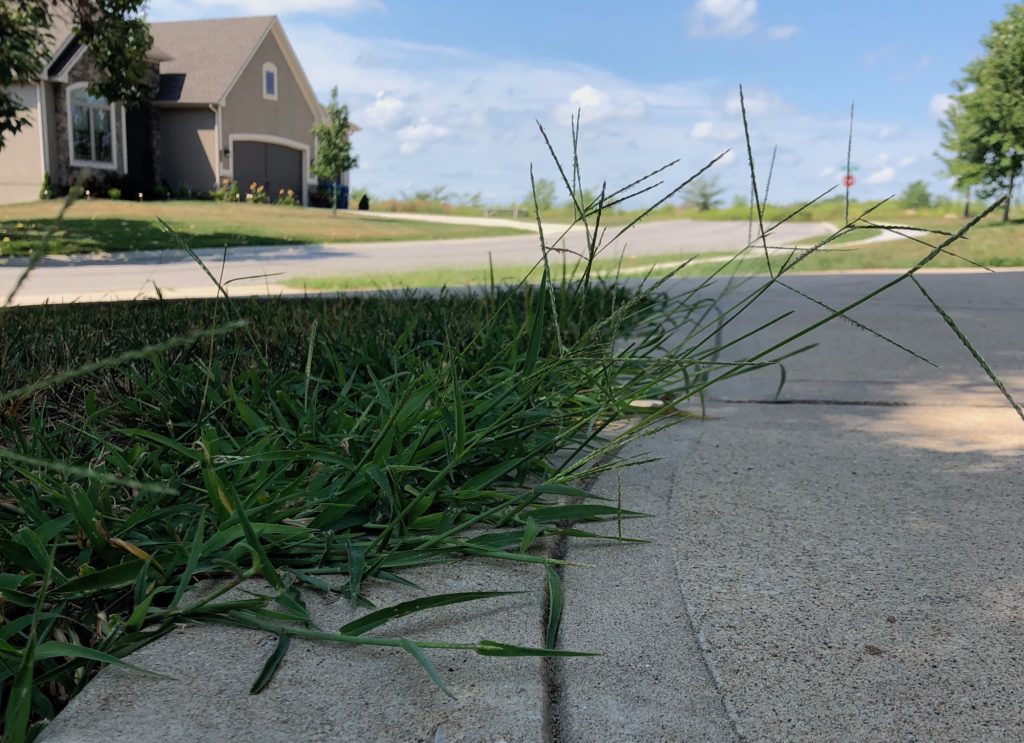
[
  {"xmin": 158, "ymin": 108, "xmax": 217, "ymax": 193},
  {"xmin": 0, "ymin": 85, "xmax": 44, "ymax": 204},
  {"xmin": 221, "ymin": 30, "xmax": 317, "ymax": 180}
]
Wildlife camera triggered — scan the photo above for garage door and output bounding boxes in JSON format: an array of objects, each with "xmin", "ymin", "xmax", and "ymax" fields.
[{"xmin": 233, "ymin": 140, "xmax": 303, "ymax": 203}]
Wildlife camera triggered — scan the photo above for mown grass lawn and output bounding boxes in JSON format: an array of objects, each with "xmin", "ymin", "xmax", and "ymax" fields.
[{"xmin": 0, "ymin": 200, "xmax": 525, "ymax": 256}]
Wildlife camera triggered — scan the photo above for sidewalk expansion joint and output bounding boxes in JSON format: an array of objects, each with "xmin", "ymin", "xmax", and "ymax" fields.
[
  {"xmin": 540, "ymin": 522, "xmax": 570, "ymax": 743},
  {"xmin": 714, "ymin": 398, "xmax": 910, "ymax": 407},
  {"xmin": 715, "ymin": 397, "xmax": 1015, "ymax": 409}
]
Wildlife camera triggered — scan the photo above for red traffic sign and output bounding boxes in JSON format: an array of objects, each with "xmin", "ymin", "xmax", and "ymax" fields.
[{"xmin": 842, "ymin": 174, "xmax": 855, "ymax": 188}]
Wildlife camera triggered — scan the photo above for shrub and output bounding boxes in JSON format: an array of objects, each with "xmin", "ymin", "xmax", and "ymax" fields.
[
  {"xmin": 210, "ymin": 178, "xmax": 240, "ymax": 202},
  {"xmin": 107, "ymin": 187, "xmax": 122, "ymax": 200},
  {"xmin": 901, "ymin": 180, "xmax": 933, "ymax": 209},
  {"xmin": 39, "ymin": 173, "xmax": 52, "ymax": 200},
  {"xmin": 247, "ymin": 181, "xmax": 267, "ymax": 203},
  {"xmin": 277, "ymin": 188, "xmax": 299, "ymax": 206},
  {"xmin": 152, "ymin": 184, "xmax": 170, "ymax": 201}
]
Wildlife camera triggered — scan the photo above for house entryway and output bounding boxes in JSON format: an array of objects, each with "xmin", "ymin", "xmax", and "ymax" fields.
[{"xmin": 232, "ymin": 140, "xmax": 303, "ymax": 203}]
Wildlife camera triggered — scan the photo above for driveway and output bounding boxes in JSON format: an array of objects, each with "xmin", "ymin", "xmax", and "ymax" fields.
[{"xmin": 0, "ymin": 219, "xmax": 830, "ymax": 304}]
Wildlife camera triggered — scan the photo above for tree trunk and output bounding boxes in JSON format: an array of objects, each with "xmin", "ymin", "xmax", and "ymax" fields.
[
  {"xmin": 962, "ymin": 187, "xmax": 970, "ymax": 218},
  {"xmin": 1003, "ymin": 170, "xmax": 1015, "ymax": 223},
  {"xmin": 332, "ymin": 182, "xmax": 337, "ymax": 218}
]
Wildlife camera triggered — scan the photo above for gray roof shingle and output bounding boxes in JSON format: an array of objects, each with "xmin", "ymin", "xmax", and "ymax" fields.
[{"xmin": 150, "ymin": 16, "xmax": 275, "ymax": 104}]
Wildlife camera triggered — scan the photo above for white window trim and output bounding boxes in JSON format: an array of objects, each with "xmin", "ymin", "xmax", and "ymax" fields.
[
  {"xmin": 262, "ymin": 62, "xmax": 278, "ymax": 101},
  {"xmin": 66, "ymin": 82, "xmax": 118, "ymax": 171}
]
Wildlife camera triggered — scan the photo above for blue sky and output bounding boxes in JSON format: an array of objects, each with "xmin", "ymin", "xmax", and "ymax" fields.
[{"xmin": 147, "ymin": 0, "xmax": 1009, "ymax": 205}]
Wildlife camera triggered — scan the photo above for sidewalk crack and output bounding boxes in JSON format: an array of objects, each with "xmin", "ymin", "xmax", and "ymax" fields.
[{"xmin": 667, "ymin": 455, "xmax": 747, "ymax": 742}]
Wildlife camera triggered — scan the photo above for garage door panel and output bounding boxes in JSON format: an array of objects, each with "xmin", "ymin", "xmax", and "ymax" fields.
[
  {"xmin": 232, "ymin": 141, "xmax": 265, "ymax": 196},
  {"xmin": 265, "ymin": 145, "xmax": 302, "ymax": 201},
  {"xmin": 232, "ymin": 140, "xmax": 302, "ymax": 203}
]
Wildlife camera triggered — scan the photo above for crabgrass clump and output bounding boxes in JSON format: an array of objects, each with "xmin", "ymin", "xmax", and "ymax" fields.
[{"xmin": 0, "ymin": 277, "xmax": 690, "ymax": 737}]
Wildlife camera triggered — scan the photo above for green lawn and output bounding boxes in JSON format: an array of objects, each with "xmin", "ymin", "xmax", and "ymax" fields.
[{"xmin": 0, "ymin": 199, "xmax": 525, "ymax": 256}]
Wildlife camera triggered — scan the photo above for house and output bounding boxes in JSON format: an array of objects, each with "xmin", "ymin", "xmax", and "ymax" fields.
[{"xmin": 0, "ymin": 15, "xmax": 332, "ymax": 205}]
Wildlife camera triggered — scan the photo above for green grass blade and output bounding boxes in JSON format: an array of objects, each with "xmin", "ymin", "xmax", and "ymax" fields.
[
  {"xmin": 911, "ymin": 276, "xmax": 1024, "ymax": 422},
  {"xmin": 339, "ymin": 591, "xmax": 522, "ymax": 636},
  {"xmin": 545, "ymin": 567, "xmax": 562, "ymax": 650},
  {"xmin": 250, "ymin": 631, "xmax": 291, "ymax": 695},
  {"xmin": 399, "ymin": 638, "xmax": 455, "ymax": 699}
]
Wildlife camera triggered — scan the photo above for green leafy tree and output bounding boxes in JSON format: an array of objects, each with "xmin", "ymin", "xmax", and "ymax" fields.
[
  {"xmin": 0, "ymin": 0, "xmax": 151, "ymax": 150},
  {"xmin": 312, "ymin": 86, "xmax": 359, "ymax": 214},
  {"xmin": 900, "ymin": 180, "xmax": 933, "ymax": 209},
  {"xmin": 683, "ymin": 175, "xmax": 726, "ymax": 211},
  {"xmin": 938, "ymin": 3, "xmax": 1024, "ymax": 222},
  {"xmin": 528, "ymin": 178, "xmax": 557, "ymax": 212}
]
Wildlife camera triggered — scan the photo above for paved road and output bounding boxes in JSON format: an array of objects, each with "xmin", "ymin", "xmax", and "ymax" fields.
[{"xmin": 0, "ymin": 218, "xmax": 830, "ymax": 304}]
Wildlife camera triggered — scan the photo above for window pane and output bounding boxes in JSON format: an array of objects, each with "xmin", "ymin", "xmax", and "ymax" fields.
[
  {"xmin": 265, "ymin": 70, "xmax": 275, "ymax": 96},
  {"xmin": 70, "ymin": 87, "xmax": 106, "ymax": 106},
  {"xmin": 71, "ymin": 105, "xmax": 92, "ymax": 161},
  {"xmin": 92, "ymin": 107, "xmax": 112, "ymax": 163}
]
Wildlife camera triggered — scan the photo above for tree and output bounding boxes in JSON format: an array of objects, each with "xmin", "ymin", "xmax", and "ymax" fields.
[
  {"xmin": 528, "ymin": 178, "xmax": 556, "ymax": 212},
  {"xmin": 900, "ymin": 180, "xmax": 933, "ymax": 209},
  {"xmin": 0, "ymin": 1, "xmax": 151, "ymax": 150},
  {"xmin": 683, "ymin": 175, "xmax": 726, "ymax": 211},
  {"xmin": 938, "ymin": 3, "xmax": 1024, "ymax": 222},
  {"xmin": 312, "ymin": 86, "xmax": 359, "ymax": 214}
]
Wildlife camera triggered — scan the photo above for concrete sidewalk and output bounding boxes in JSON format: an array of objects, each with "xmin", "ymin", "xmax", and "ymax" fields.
[{"xmin": 40, "ymin": 272, "xmax": 1024, "ymax": 741}]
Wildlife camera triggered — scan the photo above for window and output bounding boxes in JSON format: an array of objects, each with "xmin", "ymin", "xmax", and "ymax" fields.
[
  {"xmin": 68, "ymin": 86, "xmax": 114, "ymax": 167},
  {"xmin": 262, "ymin": 62, "xmax": 278, "ymax": 101}
]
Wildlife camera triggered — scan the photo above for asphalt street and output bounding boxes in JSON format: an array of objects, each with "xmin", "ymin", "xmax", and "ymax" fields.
[{"xmin": 0, "ymin": 218, "xmax": 830, "ymax": 304}]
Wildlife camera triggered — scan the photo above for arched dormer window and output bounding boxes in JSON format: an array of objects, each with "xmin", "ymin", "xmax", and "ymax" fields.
[
  {"xmin": 67, "ymin": 83, "xmax": 116, "ymax": 169},
  {"xmin": 262, "ymin": 62, "xmax": 278, "ymax": 101}
]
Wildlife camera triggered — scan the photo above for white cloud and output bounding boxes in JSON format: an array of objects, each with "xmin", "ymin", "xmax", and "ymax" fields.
[
  {"xmin": 766, "ymin": 25, "xmax": 799, "ymax": 41},
  {"xmin": 148, "ymin": 0, "xmax": 380, "ymax": 18},
  {"xmin": 929, "ymin": 93, "xmax": 953, "ymax": 119},
  {"xmin": 898, "ymin": 156, "xmax": 915, "ymax": 168},
  {"xmin": 396, "ymin": 118, "xmax": 450, "ymax": 155},
  {"xmin": 819, "ymin": 166, "xmax": 836, "ymax": 179},
  {"xmin": 689, "ymin": 0, "xmax": 758, "ymax": 37},
  {"xmin": 865, "ymin": 166, "xmax": 896, "ymax": 185},
  {"xmin": 724, "ymin": 88, "xmax": 783, "ymax": 115},
  {"xmin": 360, "ymin": 93, "xmax": 406, "ymax": 128},
  {"xmin": 878, "ymin": 125, "xmax": 899, "ymax": 141},
  {"xmin": 691, "ymin": 120, "xmax": 742, "ymax": 141},
  {"xmin": 556, "ymin": 84, "xmax": 647, "ymax": 123},
  {"xmin": 569, "ymin": 85, "xmax": 609, "ymax": 110}
]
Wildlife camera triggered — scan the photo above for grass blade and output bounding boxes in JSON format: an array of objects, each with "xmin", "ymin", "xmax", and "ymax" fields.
[
  {"xmin": 250, "ymin": 631, "xmax": 291, "ymax": 695},
  {"xmin": 399, "ymin": 638, "xmax": 455, "ymax": 699},
  {"xmin": 545, "ymin": 566, "xmax": 562, "ymax": 650},
  {"xmin": 339, "ymin": 591, "xmax": 522, "ymax": 636}
]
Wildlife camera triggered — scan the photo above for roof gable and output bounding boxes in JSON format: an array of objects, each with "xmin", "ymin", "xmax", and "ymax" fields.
[{"xmin": 150, "ymin": 16, "xmax": 275, "ymax": 105}]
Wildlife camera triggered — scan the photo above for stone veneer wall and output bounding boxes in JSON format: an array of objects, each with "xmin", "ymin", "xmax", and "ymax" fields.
[{"xmin": 49, "ymin": 54, "xmax": 160, "ymax": 193}]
